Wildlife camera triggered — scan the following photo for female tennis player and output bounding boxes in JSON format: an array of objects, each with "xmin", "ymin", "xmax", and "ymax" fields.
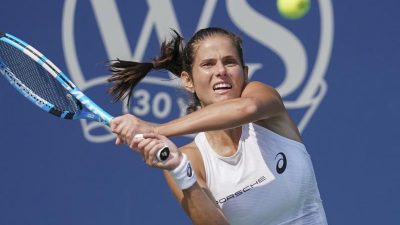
[{"xmin": 109, "ymin": 27, "xmax": 328, "ymax": 225}]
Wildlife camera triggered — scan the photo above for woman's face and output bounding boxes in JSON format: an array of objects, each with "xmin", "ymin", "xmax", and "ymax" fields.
[{"xmin": 187, "ymin": 35, "xmax": 248, "ymax": 107}]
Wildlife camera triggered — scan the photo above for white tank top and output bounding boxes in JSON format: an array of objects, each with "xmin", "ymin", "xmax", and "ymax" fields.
[{"xmin": 194, "ymin": 123, "xmax": 327, "ymax": 225}]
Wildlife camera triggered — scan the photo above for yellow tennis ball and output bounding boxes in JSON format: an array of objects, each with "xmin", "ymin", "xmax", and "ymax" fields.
[{"xmin": 277, "ymin": 0, "xmax": 310, "ymax": 19}]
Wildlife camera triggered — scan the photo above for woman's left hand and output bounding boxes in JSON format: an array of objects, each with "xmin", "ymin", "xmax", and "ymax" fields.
[{"xmin": 130, "ymin": 133, "xmax": 182, "ymax": 171}]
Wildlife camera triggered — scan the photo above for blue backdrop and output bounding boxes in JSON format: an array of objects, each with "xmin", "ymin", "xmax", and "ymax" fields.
[{"xmin": 0, "ymin": 1, "xmax": 399, "ymax": 224}]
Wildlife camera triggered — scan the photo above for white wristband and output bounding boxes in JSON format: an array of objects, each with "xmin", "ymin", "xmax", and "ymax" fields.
[{"xmin": 169, "ymin": 153, "xmax": 196, "ymax": 190}]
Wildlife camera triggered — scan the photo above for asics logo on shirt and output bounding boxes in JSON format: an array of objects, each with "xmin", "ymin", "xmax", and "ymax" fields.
[{"xmin": 275, "ymin": 152, "xmax": 287, "ymax": 174}]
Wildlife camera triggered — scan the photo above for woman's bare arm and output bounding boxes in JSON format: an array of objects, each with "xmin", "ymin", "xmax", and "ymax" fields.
[
  {"xmin": 157, "ymin": 81, "xmax": 284, "ymax": 137},
  {"xmin": 164, "ymin": 144, "xmax": 230, "ymax": 225}
]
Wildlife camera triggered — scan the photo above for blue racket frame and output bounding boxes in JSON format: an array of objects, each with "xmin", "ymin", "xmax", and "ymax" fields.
[{"xmin": 0, "ymin": 32, "xmax": 114, "ymax": 125}]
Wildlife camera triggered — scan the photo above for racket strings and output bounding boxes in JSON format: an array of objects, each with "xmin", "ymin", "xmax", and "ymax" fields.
[{"xmin": 0, "ymin": 41, "xmax": 80, "ymax": 113}]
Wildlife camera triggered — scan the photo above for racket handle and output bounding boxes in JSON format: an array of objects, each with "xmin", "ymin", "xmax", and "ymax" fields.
[
  {"xmin": 157, "ymin": 145, "xmax": 170, "ymax": 161},
  {"xmin": 134, "ymin": 134, "xmax": 170, "ymax": 161}
]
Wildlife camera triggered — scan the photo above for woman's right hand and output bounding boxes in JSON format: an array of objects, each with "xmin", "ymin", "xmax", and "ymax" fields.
[
  {"xmin": 130, "ymin": 133, "xmax": 182, "ymax": 171},
  {"xmin": 110, "ymin": 114, "xmax": 157, "ymax": 146}
]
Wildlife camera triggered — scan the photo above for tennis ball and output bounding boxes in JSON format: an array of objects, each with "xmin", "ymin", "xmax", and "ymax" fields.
[{"xmin": 277, "ymin": 0, "xmax": 310, "ymax": 19}]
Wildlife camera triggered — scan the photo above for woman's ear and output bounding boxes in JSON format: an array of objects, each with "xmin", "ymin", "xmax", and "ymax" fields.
[{"xmin": 181, "ymin": 71, "xmax": 195, "ymax": 93}]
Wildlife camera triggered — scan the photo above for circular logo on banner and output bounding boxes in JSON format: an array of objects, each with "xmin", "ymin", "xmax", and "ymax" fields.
[{"xmin": 62, "ymin": 0, "xmax": 334, "ymax": 143}]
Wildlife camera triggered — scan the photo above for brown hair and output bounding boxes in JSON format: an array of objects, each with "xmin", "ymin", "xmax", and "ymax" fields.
[{"xmin": 108, "ymin": 27, "xmax": 244, "ymax": 114}]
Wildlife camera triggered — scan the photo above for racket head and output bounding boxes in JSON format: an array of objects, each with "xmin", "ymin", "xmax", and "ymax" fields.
[{"xmin": 0, "ymin": 32, "xmax": 113, "ymax": 125}]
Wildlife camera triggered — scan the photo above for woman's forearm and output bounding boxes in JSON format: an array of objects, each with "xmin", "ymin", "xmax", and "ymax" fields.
[
  {"xmin": 181, "ymin": 183, "xmax": 230, "ymax": 225},
  {"xmin": 165, "ymin": 169, "xmax": 230, "ymax": 225},
  {"xmin": 157, "ymin": 95, "xmax": 282, "ymax": 137},
  {"xmin": 157, "ymin": 97, "xmax": 258, "ymax": 137},
  {"xmin": 155, "ymin": 82, "xmax": 283, "ymax": 137}
]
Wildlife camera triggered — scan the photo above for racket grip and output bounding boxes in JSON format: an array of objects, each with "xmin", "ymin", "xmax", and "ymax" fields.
[
  {"xmin": 134, "ymin": 134, "xmax": 170, "ymax": 161},
  {"xmin": 157, "ymin": 145, "xmax": 170, "ymax": 161}
]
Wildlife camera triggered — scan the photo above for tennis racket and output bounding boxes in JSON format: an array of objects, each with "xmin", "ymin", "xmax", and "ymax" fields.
[{"xmin": 0, "ymin": 32, "xmax": 169, "ymax": 161}]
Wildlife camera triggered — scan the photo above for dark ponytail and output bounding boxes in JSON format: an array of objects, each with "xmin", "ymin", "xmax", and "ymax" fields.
[
  {"xmin": 153, "ymin": 29, "xmax": 183, "ymax": 76},
  {"xmin": 108, "ymin": 60, "xmax": 152, "ymax": 104},
  {"xmin": 108, "ymin": 29, "xmax": 184, "ymax": 104}
]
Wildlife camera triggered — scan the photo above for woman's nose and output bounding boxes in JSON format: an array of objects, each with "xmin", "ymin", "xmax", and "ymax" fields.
[{"xmin": 216, "ymin": 61, "xmax": 227, "ymax": 76}]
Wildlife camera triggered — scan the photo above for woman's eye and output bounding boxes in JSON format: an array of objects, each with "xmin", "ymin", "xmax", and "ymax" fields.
[
  {"xmin": 225, "ymin": 60, "xmax": 237, "ymax": 66},
  {"xmin": 201, "ymin": 62, "xmax": 213, "ymax": 67}
]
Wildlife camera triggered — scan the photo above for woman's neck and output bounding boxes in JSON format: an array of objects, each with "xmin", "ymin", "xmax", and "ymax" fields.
[{"xmin": 205, "ymin": 126, "xmax": 242, "ymax": 157}]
